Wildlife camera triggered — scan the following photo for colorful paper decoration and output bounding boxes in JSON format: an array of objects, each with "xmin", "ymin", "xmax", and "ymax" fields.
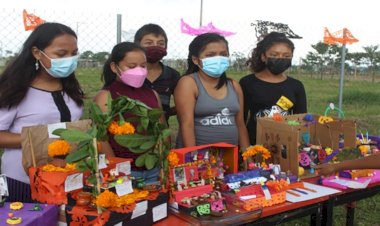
[
  {"xmin": 22, "ymin": 10, "xmax": 45, "ymax": 31},
  {"xmin": 180, "ymin": 19, "xmax": 235, "ymax": 37}
]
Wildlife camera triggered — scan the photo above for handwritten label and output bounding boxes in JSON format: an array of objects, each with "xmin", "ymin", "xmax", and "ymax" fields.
[
  {"xmin": 131, "ymin": 201, "xmax": 147, "ymax": 219},
  {"xmin": 47, "ymin": 122, "xmax": 66, "ymax": 138},
  {"xmin": 64, "ymin": 173, "xmax": 83, "ymax": 192},
  {"xmin": 115, "ymin": 179, "xmax": 133, "ymax": 196},
  {"xmin": 98, "ymin": 154, "xmax": 107, "ymax": 169},
  {"xmin": 152, "ymin": 203, "xmax": 167, "ymax": 222},
  {"xmin": 117, "ymin": 161, "xmax": 131, "ymax": 175}
]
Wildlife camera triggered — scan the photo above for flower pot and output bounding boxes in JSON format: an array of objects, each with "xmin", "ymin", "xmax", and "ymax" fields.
[{"xmin": 76, "ymin": 192, "xmax": 92, "ymax": 206}]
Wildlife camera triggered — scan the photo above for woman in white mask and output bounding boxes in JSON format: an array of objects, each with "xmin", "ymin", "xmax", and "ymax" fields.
[
  {"xmin": 174, "ymin": 33, "xmax": 250, "ymax": 152},
  {"xmin": 0, "ymin": 22, "xmax": 84, "ymax": 202}
]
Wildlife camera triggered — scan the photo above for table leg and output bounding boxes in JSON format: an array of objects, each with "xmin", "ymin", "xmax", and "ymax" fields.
[
  {"xmin": 321, "ymin": 199, "xmax": 334, "ymax": 226},
  {"xmin": 345, "ymin": 202, "xmax": 356, "ymax": 226}
]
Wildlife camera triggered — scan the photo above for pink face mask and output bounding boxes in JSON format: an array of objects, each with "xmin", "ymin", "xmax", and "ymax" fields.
[{"xmin": 118, "ymin": 66, "xmax": 148, "ymax": 88}]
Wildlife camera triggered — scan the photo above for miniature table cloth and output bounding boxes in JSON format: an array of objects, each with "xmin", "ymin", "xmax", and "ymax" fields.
[{"xmin": 0, "ymin": 202, "xmax": 58, "ymax": 226}]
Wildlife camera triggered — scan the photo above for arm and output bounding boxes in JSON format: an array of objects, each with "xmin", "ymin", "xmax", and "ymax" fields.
[
  {"xmin": 93, "ymin": 90, "xmax": 115, "ymax": 157},
  {"xmin": 0, "ymin": 131, "xmax": 21, "ymax": 148},
  {"xmin": 315, "ymin": 153, "xmax": 380, "ymax": 176},
  {"xmin": 239, "ymin": 78, "xmax": 249, "ymax": 124},
  {"xmin": 174, "ymin": 76, "xmax": 197, "ymax": 147},
  {"xmin": 152, "ymin": 90, "xmax": 167, "ymax": 126},
  {"xmin": 0, "ymin": 107, "xmax": 21, "ymax": 148},
  {"xmin": 231, "ymin": 80, "xmax": 250, "ymax": 150}
]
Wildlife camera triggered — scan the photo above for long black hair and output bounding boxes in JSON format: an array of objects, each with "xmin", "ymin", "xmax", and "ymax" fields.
[
  {"xmin": 101, "ymin": 42, "xmax": 145, "ymax": 88},
  {"xmin": 185, "ymin": 33, "xmax": 230, "ymax": 90},
  {"xmin": 246, "ymin": 32, "xmax": 295, "ymax": 73},
  {"xmin": 0, "ymin": 22, "xmax": 83, "ymax": 108}
]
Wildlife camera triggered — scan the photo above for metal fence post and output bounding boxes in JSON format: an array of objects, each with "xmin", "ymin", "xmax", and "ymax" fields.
[{"xmin": 117, "ymin": 14, "xmax": 122, "ymax": 44}]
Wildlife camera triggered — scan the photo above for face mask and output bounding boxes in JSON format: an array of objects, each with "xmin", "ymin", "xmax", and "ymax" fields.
[
  {"xmin": 39, "ymin": 51, "xmax": 78, "ymax": 78},
  {"xmin": 118, "ymin": 66, "xmax": 147, "ymax": 88},
  {"xmin": 145, "ymin": 46, "xmax": 167, "ymax": 63},
  {"xmin": 266, "ymin": 57, "xmax": 292, "ymax": 75},
  {"xmin": 201, "ymin": 56, "xmax": 229, "ymax": 78}
]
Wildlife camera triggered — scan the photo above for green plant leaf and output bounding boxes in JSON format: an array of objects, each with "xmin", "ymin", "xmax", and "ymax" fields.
[
  {"xmin": 87, "ymin": 174, "xmax": 97, "ymax": 185},
  {"xmin": 114, "ymin": 134, "xmax": 155, "ymax": 148},
  {"xmin": 135, "ymin": 154, "xmax": 146, "ymax": 167},
  {"xmin": 52, "ymin": 128, "xmax": 67, "ymax": 137},
  {"xmin": 61, "ymin": 130, "xmax": 93, "ymax": 142},
  {"xmin": 140, "ymin": 140, "xmax": 157, "ymax": 150},
  {"xmin": 88, "ymin": 126, "xmax": 98, "ymax": 138},
  {"xmin": 75, "ymin": 160, "xmax": 90, "ymax": 172},
  {"xmin": 66, "ymin": 145, "xmax": 90, "ymax": 163},
  {"xmin": 148, "ymin": 108, "xmax": 163, "ymax": 121},
  {"xmin": 161, "ymin": 129, "xmax": 172, "ymax": 139},
  {"xmin": 140, "ymin": 117, "xmax": 149, "ymax": 130},
  {"xmin": 127, "ymin": 146, "xmax": 149, "ymax": 154},
  {"xmin": 145, "ymin": 153, "xmax": 158, "ymax": 170}
]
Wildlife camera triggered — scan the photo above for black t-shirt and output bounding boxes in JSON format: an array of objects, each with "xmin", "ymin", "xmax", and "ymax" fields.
[
  {"xmin": 144, "ymin": 62, "xmax": 180, "ymax": 120},
  {"xmin": 239, "ymin": 74, "xmax": 307, "ymax": 144}
]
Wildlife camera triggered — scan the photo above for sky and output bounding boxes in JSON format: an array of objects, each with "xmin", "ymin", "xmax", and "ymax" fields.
[{"xmin": 2, "ymin": 0, "xmax": 380, "ymax": 64}]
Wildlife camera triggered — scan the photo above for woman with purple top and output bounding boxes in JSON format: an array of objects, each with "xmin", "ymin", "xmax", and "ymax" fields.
[{"xmin": 0, "ymin": 23, "xmax": 84, "ymax": 202}]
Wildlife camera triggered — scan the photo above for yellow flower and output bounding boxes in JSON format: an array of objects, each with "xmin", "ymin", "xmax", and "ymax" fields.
[
  {"xmin": 242, "ymin": 145, "xmax": 271, "ymax": 164},
  {"xmin": 41, "ymin": 163, "xmax": 76, "ymax": 172},
  {"xmin": 167, "ymin": 152, "xmax": 179, "ymax": 167},
  {"xmin": 95, "ymin": 190, "xmax": 119, "ymax": 208},
  {"xmin": 359, "ymin": 145, "xmax": 369, "ymax": 155},
  {"xmin": 108, "ymin": 121, "xmax": 135, "ymax": 135},
  {"xmin": 48, "ymin": 140, "xmax": 71, "ymax": 157}
]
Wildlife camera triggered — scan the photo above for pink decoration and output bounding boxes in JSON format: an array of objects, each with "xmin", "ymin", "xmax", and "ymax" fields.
[{"xmin": 180, "ymin": 18, "xmax": 236, "ymax": 37}]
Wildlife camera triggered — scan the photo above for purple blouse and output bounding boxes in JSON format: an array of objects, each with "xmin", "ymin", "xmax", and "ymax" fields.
[{"xmin": 0, "ymin": 87, "xmax": 83, "ymax": 183}]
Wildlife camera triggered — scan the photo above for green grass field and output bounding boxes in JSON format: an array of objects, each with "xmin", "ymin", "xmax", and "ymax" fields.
[{"xmin": 1, "ymin": 68, "xmax": 379, "ymax": 225}]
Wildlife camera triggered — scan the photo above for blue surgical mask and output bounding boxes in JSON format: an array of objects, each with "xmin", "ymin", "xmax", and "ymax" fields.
[
  {"xmin": 201, "ymin": 56, "xmax": 229, "ymax": 78},
  {"xmin": 39, "ymin": 50, "xmax": 78, "ymax": 78}
]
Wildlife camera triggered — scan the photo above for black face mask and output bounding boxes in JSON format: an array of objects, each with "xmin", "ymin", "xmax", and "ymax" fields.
[{"xmin": 266, "ymin": 58, "xmax": 292, "ymax": 75}]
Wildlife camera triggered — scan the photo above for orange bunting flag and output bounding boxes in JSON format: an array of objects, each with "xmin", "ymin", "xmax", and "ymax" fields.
[{"xmin": 23, "ymin": 9, "xmax": 45, "ymax": 31}]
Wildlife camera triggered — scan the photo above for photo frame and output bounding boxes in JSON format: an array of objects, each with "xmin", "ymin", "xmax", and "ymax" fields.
[{"xmin": 173, "ymin": 167, "xmax": 186, "ymax": 184}]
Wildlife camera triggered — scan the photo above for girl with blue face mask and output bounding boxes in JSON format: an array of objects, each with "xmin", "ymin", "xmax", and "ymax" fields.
[
  {"xmin": 174, "ymin": 33, "xmax": 250, "ymax": 154},
  {"xmin": 0, "ymin": 23, "xmax": 84, "ymax": 202}
]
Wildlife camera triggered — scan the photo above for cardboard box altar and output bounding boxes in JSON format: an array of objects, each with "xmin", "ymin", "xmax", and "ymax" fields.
[{"xmin": 256, "ymin": 114, "xmax": 356, "ymax": 177}]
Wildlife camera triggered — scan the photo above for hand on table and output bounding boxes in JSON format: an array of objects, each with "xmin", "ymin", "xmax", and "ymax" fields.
[{"xmin": 314, "ymin": 163, "xmax": 339, "ymax": 177}]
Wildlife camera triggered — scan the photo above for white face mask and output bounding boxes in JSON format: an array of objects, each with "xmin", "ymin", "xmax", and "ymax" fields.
[{"xmin": 39, "ymin": 50, "xmax": 78, "ymax": 78}]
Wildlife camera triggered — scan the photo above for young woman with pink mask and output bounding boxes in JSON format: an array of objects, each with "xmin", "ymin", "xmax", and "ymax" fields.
[
  {"xmin": 0, "ymin": 23, "xmax": 83, "ymax": 202},
  {"xmin": 94, "ymin": 42, "xmax": 164, "ymax": 183}
]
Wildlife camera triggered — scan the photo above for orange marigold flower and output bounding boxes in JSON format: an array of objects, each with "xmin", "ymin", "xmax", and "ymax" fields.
[
  {"xmin": 96, "ymin": 190, "xmax": 119, "ymax": 208},
  {"xmin": 359, "ymin": 145, "xmax": 369, "ymax": 155},
  {"xmin": 167, "ymin": 152, "xmax": 179, "ymax": 167},
  {"xmin": 41, "ymin": 163, "xmax": 76, "ymax": 172},
  {"xmin": 242, "ymin": 145, "xmax": 271, "ymax": 163},
  {"xmin": 108, "ymin": 121, "xmax": 135, "ymax": 135},
  {"xmin": 48, "ymin": 140, "xmax": 71, "ymax": 157}
]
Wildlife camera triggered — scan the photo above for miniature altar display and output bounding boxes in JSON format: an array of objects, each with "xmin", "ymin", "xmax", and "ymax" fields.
[
  {"xmin": 168, "ymin": 143, "xmax": 237, "ymax": 218},
  {"xmin": 23, "ymin": 95, "xmax": 171, "ymax": 225},
  {"xmin": 320, "ymin": 134, "xmax": 380, "ymax": 190},
  {"xmin": 256, "ymin": 104, "xmax": 357, "ymax": 178}
]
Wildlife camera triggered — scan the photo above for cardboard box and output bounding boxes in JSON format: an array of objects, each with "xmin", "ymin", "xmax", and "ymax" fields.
[
  {"xmin": 256, "ymin": 114, "xmax": 356, "ymax": 176},
  {"xmin": 171, "ymin": 142, "xmax": 238, "ymax": 174},
  {"xmin": 29, "ymin": 157, "xmax": 131, "ymax": 204}
]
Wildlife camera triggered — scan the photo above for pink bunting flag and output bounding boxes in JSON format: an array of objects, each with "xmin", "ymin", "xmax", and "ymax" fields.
[{"xmin": 180, "ymin": 18, "xmax": 235, "ymax": 37}]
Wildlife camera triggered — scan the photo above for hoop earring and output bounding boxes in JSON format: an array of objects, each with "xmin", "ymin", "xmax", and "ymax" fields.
[{"xmin": 35, "ymin": 60, "xmax": 39, "ymax": 71}]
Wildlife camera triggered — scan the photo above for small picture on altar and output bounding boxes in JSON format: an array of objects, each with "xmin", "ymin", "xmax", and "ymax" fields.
[
  {"xmin": 173, "ymin": 167, "xmax": 186, "ymax": 184},
  {"xmin": 0, "ymin": 174, "xmax": 9, "ymax": 196}
]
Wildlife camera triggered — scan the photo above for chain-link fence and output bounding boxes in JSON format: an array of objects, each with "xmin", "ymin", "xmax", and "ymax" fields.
[{"xmin": 0, "ymin": 8, "xmax": 260, "ymax": 74}]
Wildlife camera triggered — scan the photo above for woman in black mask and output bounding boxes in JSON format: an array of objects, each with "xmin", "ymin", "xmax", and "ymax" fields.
[{"xmin": 240, "ymin": 32, "xmax": 307, "ymax": 144}]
